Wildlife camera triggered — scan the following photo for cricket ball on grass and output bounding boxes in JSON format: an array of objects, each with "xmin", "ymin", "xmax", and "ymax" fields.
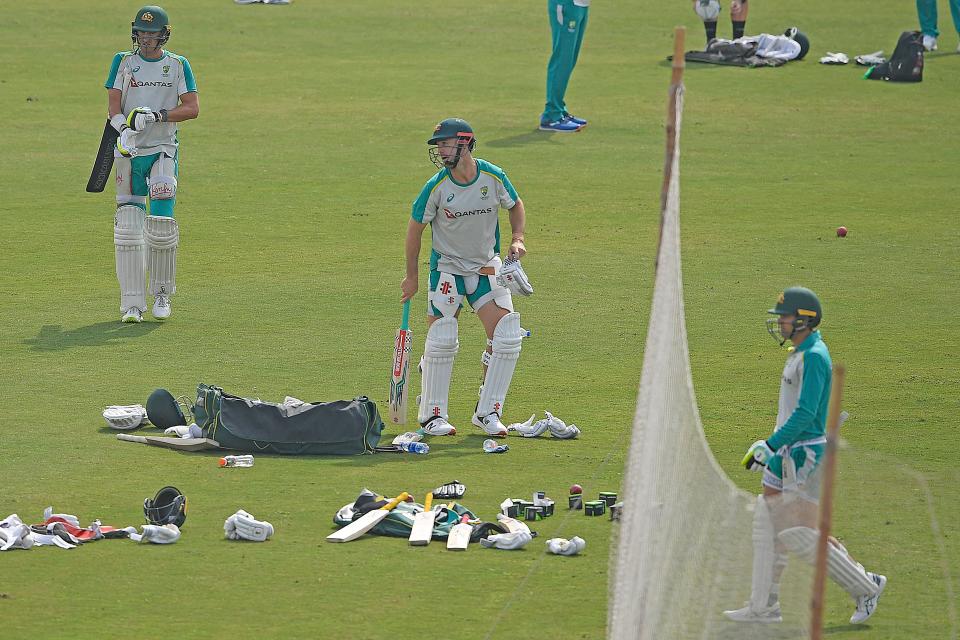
[
  {"xmin": 836, "ymin": 226, "xmax": 848, "ymax": 238},
  {"xmin": 570, "ymin": 484, "xmax": 583, "ymax": 495}
]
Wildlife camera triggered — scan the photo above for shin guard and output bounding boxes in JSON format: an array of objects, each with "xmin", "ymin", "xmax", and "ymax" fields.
[
  {"xmin": 145, "ymin": 215, "xmax": 179, "ymax": 296},
  {"xmin": 114, "ymin": 205, "xmax": 146, "ymax": 312},
  {"xmin": 476, "ymin": 312, "xmax": 523, "ymax": 418},
  {"xmin": 749, "ymin": 495, "xmax": 778, "ymax": 611},
  {"xmin": 417, "ymin": 317, "xmax": 459, "ymax": 424},
  {"xmin": 778, "ymin": 526, "xmax": 880, "ymax": 598}
]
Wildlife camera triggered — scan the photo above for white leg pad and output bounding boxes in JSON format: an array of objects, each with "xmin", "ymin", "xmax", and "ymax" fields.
[
  {"xmin": 476, "ymin": 312, "xmax": 523, "ymax": 418},
  {"xmin": 114, "ymin": 205, "xmax": 146, "ymax": 312},
  {"xmin": 145, "ymin": 215, "xmax": 179, "ymax": 296},
  {"xmin": 749, "ymin": 495, "xmax": 778, "ymax": 610},
  {"xmin": 778, "ymin": 526, "xmax": 880, "ymax": 598},
  {"xmin": 417, "ymin": 317, "xmax": 459, "ymax": 424}
]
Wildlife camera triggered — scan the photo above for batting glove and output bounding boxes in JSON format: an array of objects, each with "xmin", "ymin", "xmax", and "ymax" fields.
[
  {"xmin": 116, "ymin": 128, "xmax": 139, "ymax": 157},
  {"xmin": 127, "ymin": 106, "xmax": 166, "ymax": 131},
  {"xmin": 508, "ymin": 414, "xmax": 547, "ymax": 438},
  {"xmin": 546, "ymin": 536, "xmax": 586, "ymax": 556},
  {"xmin": 480, "ymin": 530, "xmax": 533, "ymax": 550},
  {"xmin": 496, "ymin": 257, "xmax": 534, "ymax": 296},
  {"xmin": 741, "ymin": 439, "xmax": 775, "ymax": 471}
]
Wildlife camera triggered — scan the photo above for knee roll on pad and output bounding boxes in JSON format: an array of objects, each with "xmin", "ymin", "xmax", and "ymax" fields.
[
  {"xmin": 418, "ymin": 317, "xmax": 459, "ymax": 424},
  {"xmin": 145, "ymin": 215, "xmax": 179, "ymax": 296},
  {"xmin": 778, "ymin": 526, "xmax": 879, "ymax": 598},
  {"xmin": 476, "ymin": 312, "xmax": 523, "ymax": 418},
  {"xmin": 114, "ymin": 205, "xmax": 146, "ymax": 311}
]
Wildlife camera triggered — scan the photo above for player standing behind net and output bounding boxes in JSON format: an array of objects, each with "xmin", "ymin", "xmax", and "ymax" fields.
[
  {"xmin": 105, "ymin": 5, "xmax": 198, "ymax": 323},
  {"xmin": 724, "ymin": 287, "xmax": 886, "ymax": 625},
  {"xmin": 400, "ymin": 118, "xmax": 529, "ymax": 438}
]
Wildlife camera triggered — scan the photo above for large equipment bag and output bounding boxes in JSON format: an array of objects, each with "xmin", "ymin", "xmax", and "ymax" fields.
[
  {"xmin": 192, "ymin": 383, "xmax": 384, "ymax": 454},
  {"xmin": 865, "ymin": 31, "xmax": 924, "ymax": 82}
]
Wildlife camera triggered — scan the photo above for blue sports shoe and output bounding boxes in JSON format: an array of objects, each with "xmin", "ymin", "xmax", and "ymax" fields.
[
  {"xmin": 539, "ymin": 118, "xmax": 582, "ymax": 132},
  {"xmin": 563, "ymin": 114, "xmax": 588, "ymax": 126}
]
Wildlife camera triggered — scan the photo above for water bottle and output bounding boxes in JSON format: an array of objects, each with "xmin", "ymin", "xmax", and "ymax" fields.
[
  {"xmin": 219, "ymin": 454, "xmax": 255, "ymax": 467},
  {"xmin": 398, "ymin": 441, "xmax": 429, "ymax": 454}
]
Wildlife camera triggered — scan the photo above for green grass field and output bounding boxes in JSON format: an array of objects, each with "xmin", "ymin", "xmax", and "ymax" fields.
[{"xmin": 2, "ymin": 1, "xmax": 957, "ymax": 638}]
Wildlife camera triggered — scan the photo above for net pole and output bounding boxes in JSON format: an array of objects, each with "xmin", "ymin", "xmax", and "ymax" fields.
[{"xmin": 810, "ymin": 364, "xmax": 846, "ymax": 640}]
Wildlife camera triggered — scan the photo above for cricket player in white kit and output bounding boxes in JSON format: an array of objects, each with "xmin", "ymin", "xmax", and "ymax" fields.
[
  {"xmin": 724, "ymin": 287, "xmax": 886, "ymax": 625},
  {"xmin": 400, "ymin": 119, "xmax": 529, "ymax": 437},
  {"xmin": 105, "ymin": 5, "xmax": 198, "ymax": 323}
]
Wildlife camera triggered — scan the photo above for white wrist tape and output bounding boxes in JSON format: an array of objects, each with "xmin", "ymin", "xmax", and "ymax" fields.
[{"xmin": 110, "ymin": 113, "xmax": 128, "ymax": 133}]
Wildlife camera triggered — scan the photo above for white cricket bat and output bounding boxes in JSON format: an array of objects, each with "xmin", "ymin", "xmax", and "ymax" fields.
[
  {"xmin": 497, "ymin": 514, "xmax": 535, "ymax": 537},
  {"xmin": 116, "ymin": 434, "xmax": 220, "ymax": 452},
  {"xmin": 327, "ymin": 492, "xmax": 409, "ymax": 543},
  {"xmin": 388, "ymin": 300, "xmax": 412, "ymax": 424},
  {"xmin": 446, "ymin": 513, "xmax": 472, "ymax": 551},
  {"xmin": 409, "ymin": 493, "xmax": 436, "ymax": 546}
]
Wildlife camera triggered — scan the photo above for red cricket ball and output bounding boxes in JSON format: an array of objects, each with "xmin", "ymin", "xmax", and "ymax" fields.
[
  {"xmin": 836, "ymin": 226, "xmax": 848, "ymax": 237},
  {"xmin": 570, "ymin": 484, "xmax": 583, "ymax": 495}
]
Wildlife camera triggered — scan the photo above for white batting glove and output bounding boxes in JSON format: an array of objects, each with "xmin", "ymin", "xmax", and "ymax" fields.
[
  {"xmin": 497, "ymin": 257, "xmax": 534, "ymax": 296},
  {"xmin": 508, "ymin": 414, "xmax": 547, "ymax": 438},
  {"xmin": 546, "ymin": 536, "xmax": 586, "ymax": 556},
  {"xmin": 116, "ymin": 128, "xmax": 139, "ymax": 157},
  {"xmin": 480, "ymin": 531, "xmax": 533, "ymax": 550},
  {"xmin": 131, "ymin": 524, "xmax": 181, "ymax": 544},
  {"xmin": 127, "ymin": 106, "xmax": 165, "ymax": 132},
  {"xmin": 741, "ymin": 439, "xmax": 775, "ymax": 471}
]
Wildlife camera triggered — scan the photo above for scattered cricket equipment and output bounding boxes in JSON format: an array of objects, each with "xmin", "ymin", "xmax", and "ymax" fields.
[
  {"xmin": 117, "ymin": 434, "xmax": 220, "ymax": 452},
  {"xmin": 225, "ymin": 510, "xmax": 275, "ymax": 542},
  {"xmin": 482, "ymin": 439, "xmax": 509, "ymax": 453},
  {"xmin": 143, "ymin": 486, "xmax": 187, "ymax": 527},
  {"xmin": 545, "ymin": 536, "xmax": 586, "ymax": 556},
  {"xmin": 114, "ymin": 205, "xmax": 146, "ymax": 315},
  {"xmin": 433, "ymin": 480, "xmax": 466, "ymax": 500},
  {"xmin": 506, "ymin": 414, "xmax": 542, "ymax": 437},
  {"xmin": 144, "ymin": 215, "xmax": 178, "ymax": 317},
  {"xmin": 129, "ymin": 523, "xmax": 181, "ymax": 544},
  {"xmin": 777, "ymin": 526, "xmax": 882, "ymax": 598},
  {"xmin": 446, "ymin": 514, "xmax": 472, "ymax": 550},
  {"xmin": 417, "ymin": 316, "xmax": 458, "ymax": 424},
  {"xmin": 0, "ymin": 515, "xmax": 34, "ymax": 551},
  {"xmin": 481, "ymin": 530, "xmax": 532, "ymax": 550},
  {"xmin": 102, "ymin": 404, "xmax": 148, "ymax": 430},
  {"xmin": 495, "ymin": 514, "xmax": 534, "ymax": 537},
  {"xmin": 392, "ymin": 431, "xmax": 423, "ymax": 446},
  {"xmin": 694, "ymin": 0, "xmax": 721, "ymax": 21},
  {"xmin": 530, "ymin": 411, "xmax": 581, "ymax": 439},
  {"xmin": 408, "ymin": 494, "xmax": 436, "ymax": 546},
  {"xmin": 164, "ymin": 423, "xmax": 202, "ymax": 438},
  {"xmin": 389, "ymin": 300, "xmax": 413, "ymax": 424},
  {"xmin": 496, "ymin": 257, "xmax": 534, "ymax": 296},
  {"xmin": 326, "ymin": 493, "xmax": 409, "ymax": 543},
  {"xmin": 145, "ymin": 388, "xmax": 188, "ymax": 429},
  {"xmin": 473, "ymin": 312, "xmax": 523, "ymax": 433}
]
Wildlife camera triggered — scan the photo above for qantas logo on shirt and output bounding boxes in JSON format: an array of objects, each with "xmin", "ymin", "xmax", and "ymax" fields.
[
  {"xmin": 130, "ymin": 78, "xmax": 173, "ymax": 88},
  {"xmin": 443, "ymin": 207, "xmax": 494, "ymax": 219}
]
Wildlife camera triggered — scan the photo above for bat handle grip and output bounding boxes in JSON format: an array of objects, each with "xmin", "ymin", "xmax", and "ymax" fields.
[{"xmin": 401, "ymin": 299, "xmax": 411, "ymax": 330}]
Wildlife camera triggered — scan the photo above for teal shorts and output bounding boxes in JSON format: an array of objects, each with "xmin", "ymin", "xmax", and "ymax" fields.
[
  {"xmin": 427, "ymin": 269, "xmax": 496, "ymax": 317},
  {"xmin": 763, "ymin": 441, "xmax": 825, "ymax": 495}
]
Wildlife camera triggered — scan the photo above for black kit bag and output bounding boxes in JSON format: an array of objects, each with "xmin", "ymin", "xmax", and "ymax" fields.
[
  {"xmin": 865, "ymin": 31, "xmax": 924, "ymax": 82},
  {"xmin": 192, "ymin": 383, "xmax": 384, "ymax": 454}
]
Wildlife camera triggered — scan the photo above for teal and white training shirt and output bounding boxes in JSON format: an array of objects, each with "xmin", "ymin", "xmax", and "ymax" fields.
[
  {"xmin": 411, "ymin": 159, "xmax": 519, "ymax": 276},
  {"xmin": 767, "ymin": 330, "xmax": 832, "ymax": 450},
  {"xmin": 105, "ymin": 50, "xmax": 197, "ymax": 157}
]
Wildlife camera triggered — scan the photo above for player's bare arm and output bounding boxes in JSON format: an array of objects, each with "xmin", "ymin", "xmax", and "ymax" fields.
[
  {"xmin": 401, "ymin": 219, "xmax": 427, "ymax": 302},
  {"xmin": 508, "ymin": 199, "xmax": 526, "ymax": 259}
]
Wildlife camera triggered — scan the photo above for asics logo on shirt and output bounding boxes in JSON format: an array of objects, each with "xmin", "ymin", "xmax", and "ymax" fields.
[
  {"xmin": 446, "ymin": 193, "xmax": 455, "ymax": 202},
  {"xmin": 443, "ymin": 207, "xmax": 494, "ymax": 219}
]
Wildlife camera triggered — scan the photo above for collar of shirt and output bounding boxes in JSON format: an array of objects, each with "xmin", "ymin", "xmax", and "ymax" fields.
[{"xmin": 795, "ymin": 330, "xmax": 821, "ymax": 353}]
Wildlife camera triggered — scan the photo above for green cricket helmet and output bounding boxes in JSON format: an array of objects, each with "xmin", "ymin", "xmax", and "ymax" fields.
[
  {"xmin": 766, "ymin": 286, "xmax": 822, "ymax": 345},
  {"xmin": 784, "ymin": 27, "xmax": 810, "ymax": 60},
  {"xmin": 131, "ymin": 6, "xmax": 171, "ymax": 48},
  {"xmin": 145, "ymin": 388, "xmax": 187, "ymax": 428},
  {"xmin": 427, "ymin": 118, "xmax": 476, "ymax": 170}
]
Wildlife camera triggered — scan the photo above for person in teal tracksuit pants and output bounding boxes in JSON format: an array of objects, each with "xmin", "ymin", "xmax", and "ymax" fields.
[
  {"xmin": 916, "ymin": 0, "xmax": 960, "ymax": 52},
  {"xmin": 540, "ymin": 0, "xmax": 590, "ymax": 132}
]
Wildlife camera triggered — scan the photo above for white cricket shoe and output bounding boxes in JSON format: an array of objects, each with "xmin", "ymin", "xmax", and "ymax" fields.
[
  {"xmin": 121, "ymin": 307, "xmax": 143, "ymax": 323},
  {"xmin": 418, "ymin": 416, "xmax": 457, "ymax": 436},
  {"xmin": 850, "ymin": 573, "xmax": 886, "ymax": 624},
  {"xmin": 922, "ymin": 34, "xmax": 938, "ymax": 51},
  {"xmin": 723, "ymin": 602, "xmax": 783, "ymax": 623},
  {"xmin": 472, "ymin": 412, "xmax": 508, "ymax": 437},
  {"xmin": 153, "ymin": 293, "xmax": 171, "ymax": 320}
]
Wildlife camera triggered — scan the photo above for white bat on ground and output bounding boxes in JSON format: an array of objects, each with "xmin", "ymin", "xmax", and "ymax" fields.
[
  {"xmin": 409, "ymin": 493, "xmax": 436, "ymax": 546},
  {"xmin": 327, "ymin": 493, "xmax": 409, "ymax": 543},
  {"xmin": 447, "ymin": 513, "xmax": 472, "ymax": 551},
  {"xmin": 116, "ymin": 434, "xmax": 220, "ymax": 451}
]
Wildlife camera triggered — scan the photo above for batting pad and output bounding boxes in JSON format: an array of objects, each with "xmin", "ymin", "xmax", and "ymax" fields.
[
  {"xmin": 749, "ymin": 495, "xmax": 778, "ymax": 610},
  {"xmin": 417, "ymin": 317, "xmax": 459, "ymax": 424},
  {"xmin": 114, "ymin": 205, "xmax": 146, "ymax": 312},
  {"xmin": 778, "ymin": 526, "xmax": 879, "ymax": 598},
  {"xmin": 476, "ymin": 312, "xmax": 523, "ymax": 418},
  {"xmin": 145, "ymin": 215, "xmax": 178, "ymax": 296}
]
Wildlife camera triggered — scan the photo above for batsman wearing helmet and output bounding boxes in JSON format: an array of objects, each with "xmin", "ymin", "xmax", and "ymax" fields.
[
  {"xmin": 104, "ymin": 6, "xmax": 199, "ymax": 323},
  {"xmin": 724, "ymin": 287, "xmax": 886, "ymax": 626},
  {"xmin": 401, "ymin": 119, "xmax": 529, "ymax": 438}
]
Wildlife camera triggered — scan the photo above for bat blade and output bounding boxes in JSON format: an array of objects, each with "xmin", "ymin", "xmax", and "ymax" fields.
[
  {"xmin": 327, "ymin": 492, "xmax": 409, "ymax": 543},
  {"xmin": 389, "ymin": 300, "xmax": 412, "ymax": 424},
  {"xmin": 409, "ymin": 493, "xmax": 435, "ymax": 546},
  {"xmin": 446, "ymin": 514, "xmax": 472, "ymax": 551},
  {"xmin": 116, "ymin": 434, "xmax": 220, "ymax": 451},
  {"xmin": 86, "ymin": 120, "xmax": 119, "ymax": 193}
]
